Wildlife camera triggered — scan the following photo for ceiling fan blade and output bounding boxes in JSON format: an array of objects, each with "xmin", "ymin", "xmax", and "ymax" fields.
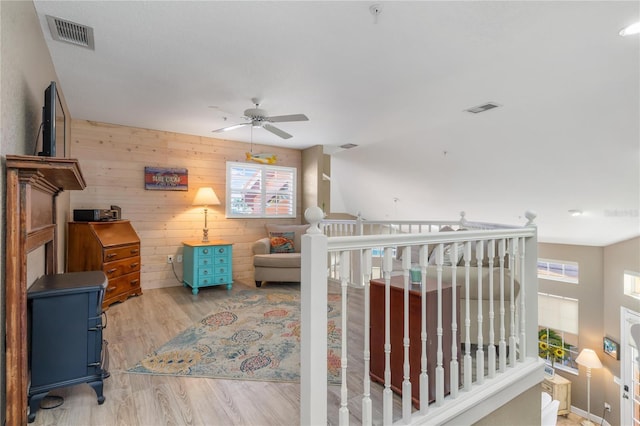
[
  {"xmin": 212, "ymin": 123, "xmax": 250, "ymax": 133},
  {"xmin": 263, "ymin": 124, "xmax": 293, "ymax": 139},
  {"xmin": 267, "ymin": 114, "xmax": 309, "ymax": 123}
]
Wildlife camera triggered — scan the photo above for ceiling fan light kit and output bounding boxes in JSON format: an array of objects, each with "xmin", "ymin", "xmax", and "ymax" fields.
[{"xmin": 212, "ymin": 99, "xmax": 308, "ymax": 139}]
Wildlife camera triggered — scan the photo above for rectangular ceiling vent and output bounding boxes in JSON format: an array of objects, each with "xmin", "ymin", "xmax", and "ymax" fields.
[
  {"xmin": 465, "ymin": 102, "xmax": 501, "ymax": 114},
  {"xmin": 46, "ymin": 15, "xmax": 95, "ymax": 50},
  {"xmin": 340, "ymin": 143, "xmax": 359, "ymax": 149}
]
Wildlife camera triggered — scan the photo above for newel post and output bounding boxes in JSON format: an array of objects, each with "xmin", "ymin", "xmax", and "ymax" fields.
[{"xmin": 301, "ymin": 206, "xmax": 328, "ymax": 425}]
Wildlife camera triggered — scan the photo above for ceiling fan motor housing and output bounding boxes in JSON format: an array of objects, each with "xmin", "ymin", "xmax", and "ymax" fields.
[{"xmin": 244, "ymin": 107, "xmax": 268, "ymax": 120}]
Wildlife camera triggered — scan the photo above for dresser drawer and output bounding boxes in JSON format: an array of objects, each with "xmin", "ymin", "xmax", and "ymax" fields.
[
  {"xmin": 105, "ymin": 272, "xmax": 140, "ymax": 298},
  {"xmin": 196, "ymin": 275, "xmax": 227, "ymax": 287},
  {"xmin": 103, "ymin": 256, "xmax": 141, "ymax": 278},
  {"xmin": 198, "ymin": 266, "xmax": 214, "ymax": 277},
  {"xmin": 213, "ymin": 256, "xmax": 229, "ymax": 266},
  {"xmin": 103, "ymin": 244, "xmax": 140, "ymax": 262},
  {"xmin": 213, "ymin": 245, "xmax": 230, "ymax": 256},
  {"xmin": 214, "ymin": 265, "xmax": 229, "ymax": 275},
  {"xmin": 196, "ymin": 246, "xmax": 215, "ymax": 257},
  {"xmin": 541, "ymin": 381, "xmax": 553, "ymax": 394},
  {"xmin": 198, "ymin": 257, "xmax": 215, "ymax": 267}
]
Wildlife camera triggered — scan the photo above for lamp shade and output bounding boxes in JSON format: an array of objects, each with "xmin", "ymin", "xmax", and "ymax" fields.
[
  {"xmin": 576, "ymin": 348, "xmax": 603, "ymax": 369},
  {"xmin": 192, "ymin": 187, "xmax": 220, "ymax": 207}
]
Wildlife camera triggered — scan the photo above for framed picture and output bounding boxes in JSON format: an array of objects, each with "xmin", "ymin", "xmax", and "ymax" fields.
[
  {"xmin": 544, "ymin": 363, "xmax": 555, "ymax": 377},
  {"xmin": 603, "ymin": 336, "xmax": 620, "ymax": 360},
  {"xmin": 144, "ymin": 167, "xmax": 188, "ymax": 191}
]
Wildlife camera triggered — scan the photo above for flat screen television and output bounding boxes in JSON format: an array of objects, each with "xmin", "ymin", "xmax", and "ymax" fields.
[{"xmin": 39, "ymin": 81, "xmax": 65, "ymax": 157}]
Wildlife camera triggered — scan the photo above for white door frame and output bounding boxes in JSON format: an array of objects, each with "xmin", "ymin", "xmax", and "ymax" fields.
[{"xmin": 621, "ymin": 307, "xmax": 640, "ymax": 426}]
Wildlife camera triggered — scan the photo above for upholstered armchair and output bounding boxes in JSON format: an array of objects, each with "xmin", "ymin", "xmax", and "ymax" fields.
[{"xmin": 252, "ymin": 224, "xmax": 309, "ymax": 287}]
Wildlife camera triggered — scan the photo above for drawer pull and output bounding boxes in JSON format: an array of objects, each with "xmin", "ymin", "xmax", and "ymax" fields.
[
  {"xmin": 106, "ymin": 286, "xmax": 116, "ymax": 293},
  {"xmin": 107, "ymin": 268, "xmax": 117, "ymax": 274},
  {"xmin": 106, "ymin": 253, "xmax": 117, "ymax": 259},
  {"xmin": 130, "ymin": 279, "xmax": 139, "ymax": 286},
  {"xmin": 203, "ymin": 270, "xmax": 209, "ymax": 275},
  {"xmin": 203, "ymin": 249, "xmax": 209, "ymax": 254},
  {"xmin": 203, "ymin": 260, "xmax": 209, "ymax": 265},
  {"xmin": 87, "ymin": 362, "xmax": 101, "ymax": 367},
  {"xmin": 203, "ymin": 280, "xmax": 209, "ymax": 285},
  {"xmin": 130, "ymin": 263, "xmax": 139, "ymax": 268},
  {"xmin": 219, "ymin": 258, "xmax": 225, "ymax": 263},
  {"xmin": 130, "ymin": 248, "xmax": 139, "ymax": 254},
  {"xmin": 218, "ymin": 248, "xmax": 224, "ymax": 253}
]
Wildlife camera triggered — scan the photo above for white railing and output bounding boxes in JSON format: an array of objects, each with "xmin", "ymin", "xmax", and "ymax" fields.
[{"xmin": 301, "ymin": 208, "xmax": 544, "ymax": 425}]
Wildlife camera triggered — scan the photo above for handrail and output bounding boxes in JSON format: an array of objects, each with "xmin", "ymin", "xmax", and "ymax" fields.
[{"xmin": 301, "ymin": 207, "xmax": 541, "ymax": 425}]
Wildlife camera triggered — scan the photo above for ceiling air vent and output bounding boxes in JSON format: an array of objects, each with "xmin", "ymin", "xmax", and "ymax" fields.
[
  {"xmin": 465, "ymin": 102, "xmax": 501, "ymax": 114},
  {"xmin": 46, "ymin": 15, "xmax": 95, "ymax": 50},
  {"xmin": 340, "ymin": 143, "xmax": 358, "ymax": 149}
]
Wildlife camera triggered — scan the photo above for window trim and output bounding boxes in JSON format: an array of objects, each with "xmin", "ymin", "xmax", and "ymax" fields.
[
  {"xmin": 225, "ymin": 161, "xmax": 296, "ymax": 219},
  {"xmin": 537, "ymin": 258, "xmax": 579, "ymax": 284},
  {"xmin": 624, "ymin": 270, "xmax": 640, "ymax": 300}
]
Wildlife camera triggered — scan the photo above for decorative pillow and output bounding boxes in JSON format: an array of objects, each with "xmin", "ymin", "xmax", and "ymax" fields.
[
  {"xmin": 269, "ymin": 231, "xmax": 295, "ymax": 253},
  {"xmin": 265, "ymin": 224, "xmax": 310, "ymax": 253}
]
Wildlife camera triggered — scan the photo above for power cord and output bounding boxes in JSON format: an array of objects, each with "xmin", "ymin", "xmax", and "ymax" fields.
[
  {"xmin": 600, "ymin": 406, "xmax": 606, "ymax": 426},
  {"xmin": 32, "ymin": 122, "xmax": 44, "ymax": 155},
  {"xmin": 170, "ymin": 260, "xmax": 183, "ymax": 284}
]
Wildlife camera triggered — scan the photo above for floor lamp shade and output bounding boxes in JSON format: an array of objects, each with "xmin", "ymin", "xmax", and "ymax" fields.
[
  {"xmin": 193, "ymin": 187, "xmax": 221, "ymax": 242},
  {"xmin": 576, "ymin": 348, "xmax": 602, "ymax": 426}
]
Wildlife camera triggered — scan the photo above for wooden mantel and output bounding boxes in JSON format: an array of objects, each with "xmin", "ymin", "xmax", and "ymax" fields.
[{"xmin": 5, "ymin": 155, "xmax": 86, "ymax": 425}]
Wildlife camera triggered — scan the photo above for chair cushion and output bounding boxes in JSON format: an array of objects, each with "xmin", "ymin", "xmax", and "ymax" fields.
[{"xmin": 254, "ymin": 253, "xmax": 301, "ymax": 268}]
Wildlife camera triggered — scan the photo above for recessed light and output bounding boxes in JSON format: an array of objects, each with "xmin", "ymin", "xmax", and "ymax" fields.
[
  {"xmin": 619, "ymin": 22, "xmax": 640, "ymax": 36},
  {"xmin": 568, "ymin": 209, "xmax": 583, "ymax": 217}
]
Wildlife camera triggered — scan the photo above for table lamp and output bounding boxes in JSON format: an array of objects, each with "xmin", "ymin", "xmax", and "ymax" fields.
[
  {"xmin": 192, "ymin": 187, "xmax": 220, "ymax": 242},
  {"xmin": 575, "ymin": 348, "xmax": 603, "ymax": 426}
]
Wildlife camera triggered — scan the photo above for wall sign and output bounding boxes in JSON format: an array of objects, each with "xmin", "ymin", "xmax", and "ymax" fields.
[{"xmin": 144, "ymin": 167, "xmax": 188, "ymax": 191}]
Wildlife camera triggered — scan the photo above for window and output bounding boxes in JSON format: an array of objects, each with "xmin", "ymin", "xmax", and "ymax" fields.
[
  {"xmin": 624, "ymin": 271, "xmax": 640, "ymax": 300},
  {"xmin": 226, "ymin": 162, "xmax": 296, "ymax": 218},
  {"xmin": 538, "ymin": 292, "xmax": 579, "ymax": 374},
  {"xmin": 537, "ymin": 258, "xmax": 579, "ymax": 284}
]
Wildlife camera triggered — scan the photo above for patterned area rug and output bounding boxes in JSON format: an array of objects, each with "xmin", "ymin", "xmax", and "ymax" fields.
[{"xmin": 127, "ymin": 289, "xmax": 342, "ymax": 383}]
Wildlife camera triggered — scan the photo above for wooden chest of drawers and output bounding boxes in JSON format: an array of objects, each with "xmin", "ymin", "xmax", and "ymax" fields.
[
  {"xmin": 542, "ymin": 374, "xmax": 571, "ymax": 415},
  {"xmin": 67, "ymin": 220, "xmax": 142, "ymax": 309},
  {"xmin": 182, "ymin": 240, "xmax": 233, "ymax": 295}
]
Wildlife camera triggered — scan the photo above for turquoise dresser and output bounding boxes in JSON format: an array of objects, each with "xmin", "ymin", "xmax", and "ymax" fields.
[{"xmin": 182, "ymin": 240, "xmax": 233, "ymax": 295}]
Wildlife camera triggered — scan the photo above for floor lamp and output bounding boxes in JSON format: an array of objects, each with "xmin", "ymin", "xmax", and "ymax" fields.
[
  {"xmin": 192, "ymin": 187, "xmax": 221, "ymax": 242},
  {"xmin": 576, "ymin": 348, "xmax": 603, "ymax": 426}
]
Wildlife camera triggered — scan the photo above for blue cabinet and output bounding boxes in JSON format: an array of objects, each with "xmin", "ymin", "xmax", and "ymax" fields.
[
  {"xmin": 27, "ymin": 271, "xmax": 108, "ymax": 423},
  {"xmin": 182, "ymin": 240, "xmax": 233, "ymax": 295}
]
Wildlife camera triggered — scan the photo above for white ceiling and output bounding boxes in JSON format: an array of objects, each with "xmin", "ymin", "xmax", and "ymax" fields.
[{"xmin": 33, "ymin": 1, "xmax": 639, "ymax": 246}]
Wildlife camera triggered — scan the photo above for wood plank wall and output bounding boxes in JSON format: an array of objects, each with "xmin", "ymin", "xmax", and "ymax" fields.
[{"xmin": 69, "ymin": 120, "xmax": 303, "ymax": 290}]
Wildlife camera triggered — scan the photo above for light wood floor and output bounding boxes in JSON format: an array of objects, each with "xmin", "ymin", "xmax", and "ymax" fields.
[
  {"xmin": 31, "ymin": 281, "xmax": 304, "ymax": 426},
  {"xmin": 29, "ymin": 280, "xmax": 582, "ymax": 426}
]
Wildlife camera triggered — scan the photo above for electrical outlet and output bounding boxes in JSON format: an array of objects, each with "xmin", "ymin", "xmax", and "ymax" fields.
[
  {"xmin": 176, "ymin": 255, "xmax": 183, "ymax": 263},
  {"xmin": 604, "ymin": 402, "xmax": 611, "ymax": 412},
  {"xmin": 167, "ymin": 255, "xmax": 174, "ymax": 264}
]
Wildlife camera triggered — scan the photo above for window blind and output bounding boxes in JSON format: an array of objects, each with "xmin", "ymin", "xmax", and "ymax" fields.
[{"xmin": 538, "ymin": 293, "xmax": 579, "ymax": 335}]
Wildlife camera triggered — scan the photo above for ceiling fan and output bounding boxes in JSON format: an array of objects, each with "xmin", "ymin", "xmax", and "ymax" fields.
[{"xmin": 213, "ymin": 98, "xmax": 309, "ymax": 140}]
